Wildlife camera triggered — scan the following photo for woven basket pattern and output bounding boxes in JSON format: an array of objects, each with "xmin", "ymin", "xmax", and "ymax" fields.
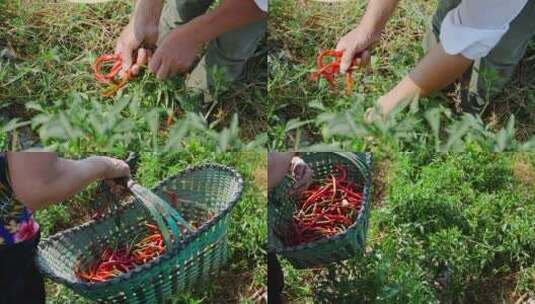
[
  {"xmin": 37, "ymin": 164, "xmax": 243, "ymax": 303},
  {"xmin": 268, "ymin": 152, "xmax": 372, "ymax": 269}
]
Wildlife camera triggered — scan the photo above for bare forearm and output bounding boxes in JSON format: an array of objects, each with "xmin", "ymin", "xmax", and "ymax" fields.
[
  {"xmin": 34, "ymin": 158, "xmax": 107, "ymax": 208},
  {"xmin": 132, "ymin": 0, "xmax": 164, "ymax": 26},
  {"xmin": 132, "ymin": 0, "xmax": 164, "ymax": 43},
  {"xmin": 268, "ymin": 152, "xmax": 295, "ymax": 190},
  {"xmin": 377, "ymin": 43, "xmax": 472, "ymax": 115},
  {"xmin": 360, "ymin": 0, "xmax": 399, "ymax": 34},
  {"xmin": 189, "ymin": 0, "xmax": 266, "ymax": 45},
  {"xmin": 8, "ymin": 153, "xmax": 108, "ymax": 209},
  {"xmin": 410, "ymin": 43, "xmax": 472, "ymax": 96}
]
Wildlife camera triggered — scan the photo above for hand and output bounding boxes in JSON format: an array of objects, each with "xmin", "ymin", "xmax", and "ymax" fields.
[
  {"xmin": 148, "ymin": 25, "xmax": 201, "ymax": 80},
  {"xmin": 364, "ymin": 107, "xmax": 383, "ymax": 124},
  {"xmin": 115, "ymin": 21, "xmax": 157, "ymax": 77},
  {"xmin": 364, "ymin": 95, "xmax": 393, "ymax": 123},
  {"xmin": 365, "ymin": 92, "xmax": 411, "ymax": 123},
  {"xmin": 97, "ymin": 157, "xmax": 131, "ymax": 180},
  {"xmin": 97, "ymin": 157, "xmax": 130, "ymax": 194},
  {"xmin": 288, "ymin": 157, "xmax": 313, "ymax": 197},
  {"xmin": 336, "ymin": 24, "xmax": 379, "ymax": 73}
]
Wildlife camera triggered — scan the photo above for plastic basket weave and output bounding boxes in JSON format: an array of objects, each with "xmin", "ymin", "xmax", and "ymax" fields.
[
  {"xmin": 37, "ymin": 164, "xmax": 243, "ymax": 303},
  {"xmin": 268, "ymin": 152, "xmax": 372, "ymax": 269}
]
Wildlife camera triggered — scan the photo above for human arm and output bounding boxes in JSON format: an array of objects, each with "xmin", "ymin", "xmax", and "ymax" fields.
[
  {"xmin": 268, "ymin": 152, "xmax": 313, "ymax": 196},
  {"xmin": 368, "ymin": 0, "xmax": 528, "ymax": 119},
  {"xmin": 371, "ymin": 43, "xmax": 472, "ymax": 118},
  {"xmin": 149, "ymin": 0, "xmax": 267, "ymax": 79},
  {"xmin": 336, "ymin": 0, "xmax": 399, "ymax": 73},
  {"xmin": 6, "ymin": 152, "xmax": 130, "ymax": 210},
  {"xmin": 115, "ymin": 0, "xmax": 164, "ymax": 77}
]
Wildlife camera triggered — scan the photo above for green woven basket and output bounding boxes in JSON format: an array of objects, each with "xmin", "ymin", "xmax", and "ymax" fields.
[
  {"xmin": 37, "ymin": 164, "xmax": 243, "ymax": 303},
  {"xmin": 268, "ymin": 152, "xmax": 372, "ymax": 269}
]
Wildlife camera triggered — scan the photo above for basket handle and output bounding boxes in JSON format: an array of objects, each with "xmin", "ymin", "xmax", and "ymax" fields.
[{"xmin": 127, "ymin": 181, "xmax": 194, "ymax": 249}]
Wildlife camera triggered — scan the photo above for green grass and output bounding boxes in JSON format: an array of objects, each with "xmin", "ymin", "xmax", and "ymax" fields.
[
  {"xmin": 268, "ymin": 0, "xmax": 535, "ymax": 151},
  {"xmin": 280, "ymin": 150, "xmax": 535, "ymax": 303},
  {"xmin": 0, "ymin": 0, "xmax": 267, "ymax": 150},
  {"xmin": 0, "ymin": 2, "xmax": 268, "ymax": 302},
  {"xmin": 37, "ymin": 150, "xmax": 267, "ymax": 304}
]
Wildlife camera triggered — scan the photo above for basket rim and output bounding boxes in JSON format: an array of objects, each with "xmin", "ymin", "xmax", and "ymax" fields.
[
  {"xmin": 37, "ymin": 163, "xmax": 244, "ymax": 290},
  {"xmin": 272, "ymin": 152, "xmax": 373, "ymax": 254}
]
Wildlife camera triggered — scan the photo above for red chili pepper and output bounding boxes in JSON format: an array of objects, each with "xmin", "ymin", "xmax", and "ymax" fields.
[
  {"xmin": 310, "ymin": 50, "xmax": 360, "ymax": 96},
  {"xmin": 77, "ymin": 222, "xmax": 187, "ymax": 282},
  {"xmin": 92, "ymin": 53, "xmax": 135, "ymax": 97},
  {"xmin": 282, "ymin": 165, "xmax": 364, "ymax": 247}
]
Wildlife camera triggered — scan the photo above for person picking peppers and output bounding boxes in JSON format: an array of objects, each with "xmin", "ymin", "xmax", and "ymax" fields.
[
  {"xmin": 335, "ymin": 0, "xmax": 534, "ymax": 119},
  {"xmin": 268, "ymin": 152, "xmax": 314, "ymax": 304},
  {"xmin": 0, "ymin": 152, "xmax": 130, "ymax": 304},
  {"xmin": 115, "ymin": 0, "xmax": 267, "ymax": 103}
]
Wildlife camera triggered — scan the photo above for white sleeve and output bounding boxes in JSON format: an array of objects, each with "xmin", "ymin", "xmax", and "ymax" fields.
[
  {"xmin": 254, "ymin": 0, "xmax": 268, "ymax": 12},
  {"xmin": 439, "ymin": 0, "xmax": 528, "ymax": 60}
]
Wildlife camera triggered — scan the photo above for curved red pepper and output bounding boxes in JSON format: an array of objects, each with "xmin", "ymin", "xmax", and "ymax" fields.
[
  {"xmin": 310, "ymin": 50, "xmax": 360, "ymax": 96},
  {"xmin": 284, "ymin": 164, "xmax": 364, "ymax": 247}
]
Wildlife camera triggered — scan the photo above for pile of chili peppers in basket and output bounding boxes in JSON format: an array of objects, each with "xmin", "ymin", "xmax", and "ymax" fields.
[
  {"xmin": 310, "ymin": 50, "xmax": 360, "ymax": 96},
  {"xmin": 283, "ymin": 165, "xmax": 363, "ymax": 247},
  {"xmin": 76, "ymin": 223, "xmax": 167, "ymax": 282},
  {"xmin": 92, "ymin": 54, "xmax": 134, "ymax": 97}
]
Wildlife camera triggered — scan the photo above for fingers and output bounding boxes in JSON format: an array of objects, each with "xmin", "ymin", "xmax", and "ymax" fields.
[
  {"xmin": 335, "ymin": 38, "xmax": 346, "ymax": 53},
  {"xmin": 336, "ymin": 38, "xmax": 349, "ymax": 73},
  {"xmin": 149, "ymin": 52, "xmax": 188, "ymax": 80},
  {"xmin": 289, "ymin": 174, "xmax": 313, "ymax": 197},
  {"xmin": 148, "ymin": 52, "xmax": 171, "ymax": 80},
  {"xmin": 116, "ymin": 42, "xmax": 135, "ymax": 79},
  {"xmin": 130, "ymin": 48, "xmax": 151, "ymax": 76},
  {"xmin": 302, "ymin": 166, "xmax": 313, "ymax": 190},
  {"xmin": 364, "ymin": 108, "xmax": 375, "ymax": 124},
  {"xmin": 337, "ymin": 27, "xmax": 376, "ymax": 73},
  {"xmin": 148, "ymin": 54, "xmax": 162, "ymax": 77},
  {"xmin": 113, "ymin": 162, "xmax": 131, "ymax": 179},
  {"xmin": 293, "ymin": 164, "xmax": 306, "ymax": 181},
  {"xmin": 114, "ymin": 42, "xmax": 123, "ymax": 58},
  {"xmin": 340, "ymin": 46, "xmax": 357, "ymax": 74},
  {"xmin": 120, "ymin": 46, "xmax": 134, "ymax": 75},
  {"xmin": 102, "ymin": 158, "xmax": 131, "ymax": 179},
  {"xmin": 289, "ymin": 163, "xmax": 313, "ymax": 197},
  {"xmin": 364, "ymin": 107, "xmax": 384, "ymax": 124},
  {"xmin": 359, "ymin": 49, "xmax": 371, "ymax": 68},
  {"xmin": 104, "ymin": 179, "xmax": 127, "ymax": 195},
  {"xmin": 155, "ymin": 62, "xmax": 171, "ymax": 80}
]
